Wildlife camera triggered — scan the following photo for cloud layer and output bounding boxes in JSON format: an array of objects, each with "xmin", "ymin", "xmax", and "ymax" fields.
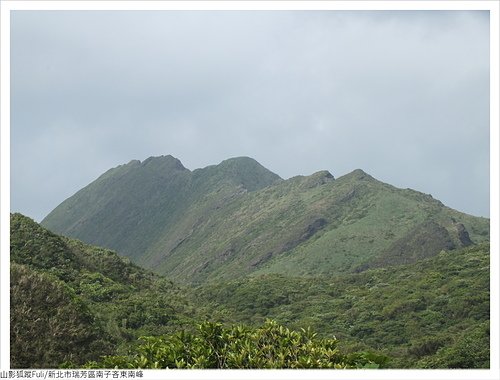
[{"xmin": 10, "ymin": 10, "xmax": 490, "ymax": 220}]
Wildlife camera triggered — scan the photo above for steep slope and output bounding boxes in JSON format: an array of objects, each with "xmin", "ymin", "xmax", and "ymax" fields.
[
  {"xmin": 42, "ymin": 156, "xmax": 489, "ymax": 284},
  {"xmin": 42, "ymin": 155, "xmax": 282, "ymax": 263},
  {"xmin": 10, "ymin": 213, "xmax": 203, "ymax": 367},
  {"xmin": 193, "ymin": 243, "xmax": 490, "ymax": 368},
  {"xmin": 248, "ymin": 170, "xmax": 489, "ymax": 279},
  {"xmin": 148, "ymin": 168, "xmax": 488, "ymax": 283},
  {"xmin": 41, "ymin": 156, "xmax": 192, "ymax": 259}
]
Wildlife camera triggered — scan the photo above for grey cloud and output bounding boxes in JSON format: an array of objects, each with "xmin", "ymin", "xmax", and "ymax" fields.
[{"xmin": 10, "ymin": 10, "xmax": 490, "ymax": 220}]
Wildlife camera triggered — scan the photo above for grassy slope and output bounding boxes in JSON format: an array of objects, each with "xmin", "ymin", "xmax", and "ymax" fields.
[
  {"xmin": 254, "ymin": 173, "xmax": 489, "ymax": 277},
  {"xmin": 40, "ymin": 156, "xmax": 194, "ymax": 261},
  {"xmin": 193, "ymin": 243, "xmax": 490, "ymax": 368},
  {"xmin": 153, "ymin": 169, "xmax": 489, "ymax": 283}
]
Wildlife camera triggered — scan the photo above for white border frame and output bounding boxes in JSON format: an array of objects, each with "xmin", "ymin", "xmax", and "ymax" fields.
[
  {"xmin": 1, "ymin": 1, "xmax": 498, "ymax": 379},
  {"xmin": 0, "ymin": 0, "xmax": 11, "ymax": 371}
]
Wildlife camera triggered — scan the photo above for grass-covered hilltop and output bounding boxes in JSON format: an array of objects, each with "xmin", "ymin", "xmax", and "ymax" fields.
[{"xmin": 12, "ymin": 155, "xmax": 490, "ymax": 369}]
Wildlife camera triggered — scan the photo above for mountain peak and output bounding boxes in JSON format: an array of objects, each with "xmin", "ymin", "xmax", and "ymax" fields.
[
  {"xmin": 340, "ymin": 168, "xmax": 375, "ymax": 182},
  {"xmin": 141, "ymin": 155, "xmax": 187, "ymax": 171},
  {"xmin": 312, "ymin": 170, "xmax": 334, "ymax": 180},
  {"xmin": 351, "ymin": 168, "xmax": 368, "ymax": 176},
  {"xmin": 213, "ymin": 156, "xmax": 282, "ymax": 191},
  {"xmin": 218, "ymin": 156, "xmax": 263, "ymax": 168},
  {"xmin": 297, "ymin": 170, "xmax": 335, "ymax": 189}
]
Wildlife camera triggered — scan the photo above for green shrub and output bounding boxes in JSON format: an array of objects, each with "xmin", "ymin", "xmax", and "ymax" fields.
[
  {"xmin": 11, "ymin": 264, "xmax": 112, "ymax": 368},
  {"xmin": 85, "ymin": 320, "xmax": 388, "ymax": 369},
  {"xmin": 417, "ymin": 322, "xmax": 490, "ymax": 368}
]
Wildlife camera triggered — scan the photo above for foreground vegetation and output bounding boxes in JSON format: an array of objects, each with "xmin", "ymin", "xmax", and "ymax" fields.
[
  {"xmin": 85, "ymin": 320, "xmax": 388, "ymax": 369},
  {"xmin": 10, "ymin": 213, "xmax": 199, "ymax": 367},
  {"xmin": 11, "ymin": 213, "xmax": 490, "ymax": 369}
]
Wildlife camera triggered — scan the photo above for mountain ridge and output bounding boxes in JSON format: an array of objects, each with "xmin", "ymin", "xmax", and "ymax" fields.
[
  {"xmin": 41, "ymin": 155, "xmax": 489, "ymax": 284},
  {"xmin": 42, "ymin": 155, "xmax": 282, "ymax": 264}
]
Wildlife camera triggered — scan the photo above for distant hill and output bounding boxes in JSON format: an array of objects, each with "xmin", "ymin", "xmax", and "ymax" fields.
[{"xmin": 42, "ymin": 156, "xmax": 489, "ymax": 284}]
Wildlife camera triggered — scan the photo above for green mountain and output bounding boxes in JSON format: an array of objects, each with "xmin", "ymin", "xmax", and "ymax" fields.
[
  {"xmin": 42, "ymin": 156, "xmax": 489, "ymax": 284},
  {"xmin": 42, "ymin": 155, "xmax": 281, "ymax": 265}
]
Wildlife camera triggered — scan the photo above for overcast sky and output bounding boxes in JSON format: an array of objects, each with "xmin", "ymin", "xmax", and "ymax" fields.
[{"xmin": 10, "ymin": 10, "xmax": 490, "ymax": 221}]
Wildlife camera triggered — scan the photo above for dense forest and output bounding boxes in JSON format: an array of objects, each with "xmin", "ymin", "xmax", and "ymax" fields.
[{"xmin": 11, "ymin": 213, "xmax": 489, "ymax": 369}]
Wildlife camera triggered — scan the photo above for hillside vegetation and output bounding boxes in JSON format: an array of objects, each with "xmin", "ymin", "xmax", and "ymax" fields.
[
  {"xmin": 11, "ymin": 263, "xmax": 111, "ymax": 368},
  {"xmin": 10, "ymin": 213, "xmax": 489, "ymax": 369},
  {"xmin": 10, "ymin": 213, "xmax": 201, "ymax": 367},
  {"xmin": 192, "ymin": 243, "xmax": 490, "ymax": 368}
]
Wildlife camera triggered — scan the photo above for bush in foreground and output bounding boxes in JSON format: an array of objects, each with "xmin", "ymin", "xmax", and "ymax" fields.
[{"xmin": 85, "ymin": 320, "xmax": 388, "ymax": 369}]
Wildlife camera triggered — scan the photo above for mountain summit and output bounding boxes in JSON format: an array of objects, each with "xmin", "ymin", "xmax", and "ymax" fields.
[{"xmin": 42, "ymin": 156, "xmax": 489, "ymax": 284}]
